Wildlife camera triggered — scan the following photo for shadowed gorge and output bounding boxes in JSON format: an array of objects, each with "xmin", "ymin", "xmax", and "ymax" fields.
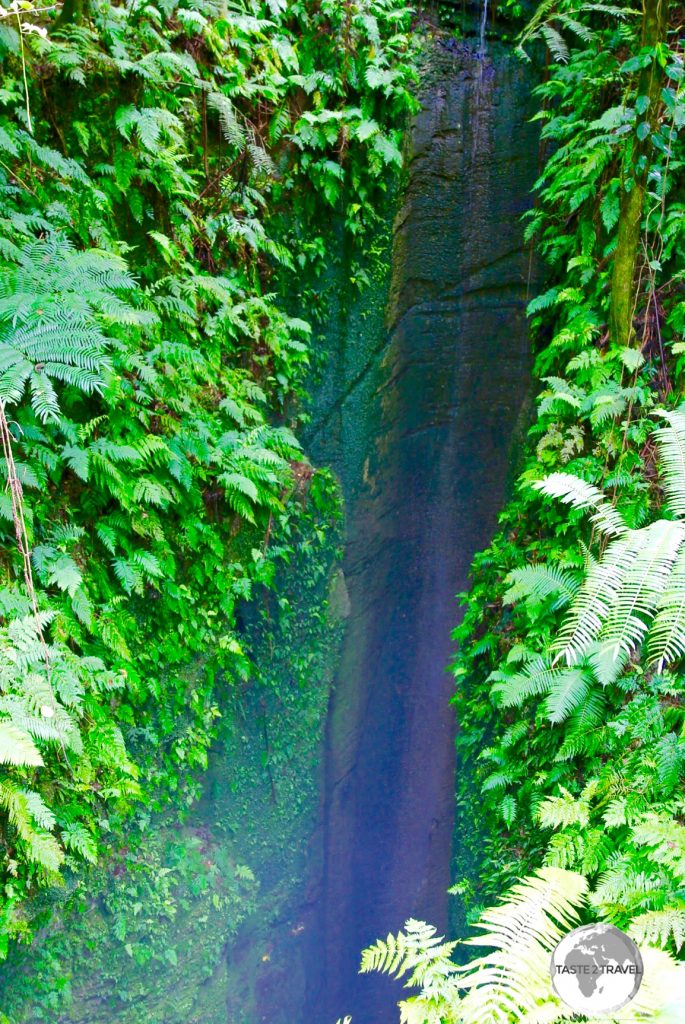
[{"xmin": 304, "ymin": 42, "xmax": 541, "ymax": 1023}]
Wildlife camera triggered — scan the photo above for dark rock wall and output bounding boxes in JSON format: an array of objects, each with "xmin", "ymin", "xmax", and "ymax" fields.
[{"xmin": 305, "ymin": 44, "xmax": 541, "ymax": 1024}]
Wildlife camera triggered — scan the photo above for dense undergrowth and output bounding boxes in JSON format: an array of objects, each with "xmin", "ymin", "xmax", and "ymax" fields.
[
  {"xmin": 454, "ymin": 0, "xmax": 685, "ymax": 943},
  {"xmin": 0, "ymin": 0, "xmax": 418, "ymax": 976}
]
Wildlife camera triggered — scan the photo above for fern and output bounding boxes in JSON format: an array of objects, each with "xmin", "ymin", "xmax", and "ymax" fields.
[
  {"xmin": 517, "ymin": 2, "xmax": 634, "ymax": 62},
  {"xmin": 648, "ymin": 545, "xmax": 685, "ymax": 669},
  {"xmin": 208, "ymin": 92, "xmax": 246, "ymax": 149},
  {"xmin": 535, "ymin": 414, "xmax": 685, "ymax": 679},
  {"xmin": 0, "ymin": 236, "xmax": 141, "ymax": 420},
  {"xmin": 537, "ymin": 787, "xmax": 591, "ymax": 830},
  {"xmin": 362, "ymin": 919, "xmax": 459, "ymax": 984},
  {"xmin": 533, "ymin": 472, "xmax": 628, "ymax": 537},
  {"xmin": 503, "ymin": 564, "xmax": 579, "ymax": 610},
  {"xmin": 0, "ymin": 721, "xmax": 42, "ymax": 766},
  {"xmin": 631, "ymin": 908, "xmax": 685, "ymax": 952},
  {"xmin": 653, "ymin": 409, "xmax": 685, "ymax": 519},
  {"xmin": 364, "ymin": 869, "xmax": 685, "ymax": 1022},
  {"xmin": 492, "ymin": 659, "xmax": 590, "ymax": 724}
]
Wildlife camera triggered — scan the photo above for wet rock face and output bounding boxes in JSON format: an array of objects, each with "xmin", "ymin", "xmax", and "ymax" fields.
[{"xmin": 305, "ymin": 45, "xmax": 541, "ymax": 1024}]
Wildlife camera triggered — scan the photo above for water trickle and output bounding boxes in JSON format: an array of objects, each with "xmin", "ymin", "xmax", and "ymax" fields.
[
  {"xmin": 478, "ymin": 0, "xmax": 489, "ymax": 57},
  {"xmin": 303, "ymin": 41, "xmax": 542, "ymax": 1024}
]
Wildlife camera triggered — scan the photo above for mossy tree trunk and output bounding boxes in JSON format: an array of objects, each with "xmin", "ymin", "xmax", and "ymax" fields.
[
  {"xmin": 56, "ymin": 0, "xmax": 90, "ymax": 27},
  {"xmin": 609, "ymin": 0, "xmax": 669, "ymax": 348}
]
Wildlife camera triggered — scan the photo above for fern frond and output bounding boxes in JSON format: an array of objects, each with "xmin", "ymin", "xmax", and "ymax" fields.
[
  {"xmin": 458, "ymin": 868, "xmax": 587, "ymax": 1021},
  {"xmin": 361, "ymin": 919, "xmax": 459, "ymax": 988},
  {"xmin": 654, "ymin": 408, "xmax": 685, "ymax": 519},
  {"xmin": 551, "ymin": 533, "xmax": 637, "ymax": 667},
  {"xmin": 631, "ymin": 908, "xmax": 685, "ymax": 951},
  {"xmin": 504, "ymin": 564, "xmax": 579, "ymax": 610},
  {"xmin": 537, "ymin": 788, "xmax": 590, "ymax": 830},
  {"xmin": 648, "ymin": 544, "xmax": 685, "ymax": 669},
  {"xmin": 591, "ymin": 520, "xmax": 685, "ymax": 682},
  {"xmin": 208, "ymin": 92, "xmax": 247, "ymax": 149},
  {"xmin": 0, "ymin": 721, "xmax": 43, "ymax": 766},
  {"xmin": 532, "ymin": 472, "xmax": 627, "ymax": 537}
]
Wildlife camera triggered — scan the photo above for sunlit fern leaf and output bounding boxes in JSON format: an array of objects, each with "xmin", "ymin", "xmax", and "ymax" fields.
[
  {"xmin": 648, "ymin": 544, "xmax": 685, "ymax": 669},
  {"xmin": 535, "ymin": 419, "xmax": 685, "ymax": 676},
  {"xmin": 532, "ymin": 472, "xmax": 628, "ymax": 538},
  {"xmin": 491, "ymin": 660, "xmax": 586, "ymax": 720},
  {"xmin": 570, "ymin": 688, "xmax": 606, "ymax": 733},
  {"xmin": 22, "ymin": 830, "xmax": 63, "ymax": 874},
  {"xmin": 0, "ymin": 781, "xmax": 63, "ymax": 872},
  {"xmin": 503, "ymin": 564, "xmax": 579, "ymax": 611},
  {"xmin": 23, "ymin": 789, "xmax": 56, "ymax": 831},
  {"xmin": 5, "ymin": 710, "xmax": 73, "ymax": 746},
  {"xmin": 551, "ymin": 534, "xmax": 637, "ymax": 666},
  {"xmin": 29, "ymin": 371, "xmax": 60, "ymax": 422},
  {"xmin": 363, "ymin": 867, "xmax": 685, "ymax": 1022},
  {"xmin": 594, "ymin": 862, "xmax": 670, "ymax": 913},
  {"xmin": 544, "ymin": 667, "xmax": 591, "ymax": 723},
  {"xmin": 61, "ymin": 822, "xmax": 97, "ymax": 864},
  {"xmin": 0, "ymin": 236, "xmax": 141, "ymax": 419},
  {"xmin": 545, "ymin": 830, "xmax": 586, "ymax": 871},
  {"xmin": 0, "ymin": 721, "xmax": 43, "ymax": 766},
  {"xmin": 655, "ymin": 732, "xmax": 685, "ymax": 790},
  {"xmin": 653, "ymin": 409, "xmax": 685, "ymax": 519},
  {"xmin": 631, "ymin": 908, "xmax": 685, "ymax": 952},
  {"xmin": 631, "ymin": 814, "xmax": 685, "ymax": 880},
  {"xmin": 457, "ymin": 868, "xmax": 588, "ymax": 1022},
  {"xmin": 537, "ymin": 788, "xmax": 590, "ymax": 830},
  {"xmin": 208, "ymin": 92, "xmax": 247, "ymax": 149},
  {"xmin": 361, "ymin": 919, "xmax": 459, "ymax": 987},
  {"xmin": 590, "ymin": 520, "xmax": 685, "ymax": 682}
]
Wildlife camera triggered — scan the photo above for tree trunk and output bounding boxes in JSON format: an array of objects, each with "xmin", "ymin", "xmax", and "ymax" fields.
[
  {"xmin": 56, "ymin": 0, "xmax": 89, "ymax": 27},
  {"xmin": 609, "ymin": 0, "xmax": 669, "ymax": 347}
]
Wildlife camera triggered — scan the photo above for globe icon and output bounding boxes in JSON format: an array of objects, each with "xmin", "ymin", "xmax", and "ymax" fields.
[{"xmin": 550, "ymin": 923, "xmax": 643, "ymax": 1014}]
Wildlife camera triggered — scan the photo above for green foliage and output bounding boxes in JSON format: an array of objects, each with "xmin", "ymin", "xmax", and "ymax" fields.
[
  {"xmin": 1, "ymin": 466, "xmax": 344, "ymax": 1018},
  {"xmin": 0, "ymin": 0, "xmax": 418, "ymax": 959},
  {"xmin": 452, "ymin": 0, "xmax": 685, "ymax": 972},
  {"xmin": 363, "ymin": 867, "xmax": 685, "ymax": 1023}
]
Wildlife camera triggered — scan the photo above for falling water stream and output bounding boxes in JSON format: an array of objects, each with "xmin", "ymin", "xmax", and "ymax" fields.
[
  {"xmin": 479, "ymin": 0, "xmax": 489, "ymax": 55},
  {"xmin": 302, "ymin": 37, "xmax": 541, "ymax": 1024}
]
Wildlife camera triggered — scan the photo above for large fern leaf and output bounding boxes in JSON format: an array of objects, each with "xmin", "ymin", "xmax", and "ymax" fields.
[
  {"xmin": 0, "ymin": 236, "xmax": 142, "ymax": 419},
  {"xmin": 532, "ymin": 472, "xmax": 628, "ymax": 538},
  {"xmin": 0, "ymin": 721, "xmax": 43, "ymax": 766},
  {"xmin": 503, "ymin": 564, "xmax": 579, "ymax": 611},
  {"xmin": 653, "ymin": 408, "xmax": 685, "ymax": 519},
  {"xmin": 648, "ymin": 545, "xmax": 685, "ymax": 668}
]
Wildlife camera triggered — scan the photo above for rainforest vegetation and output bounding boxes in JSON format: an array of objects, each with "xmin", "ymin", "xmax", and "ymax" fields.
[
  {"xmin": 0, "ymin": 0, "xmax": 417, "ymax": 1011},
  {"xmin": 3, "ymin": 0, "xmax": 685, "ymax": 1022}
]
